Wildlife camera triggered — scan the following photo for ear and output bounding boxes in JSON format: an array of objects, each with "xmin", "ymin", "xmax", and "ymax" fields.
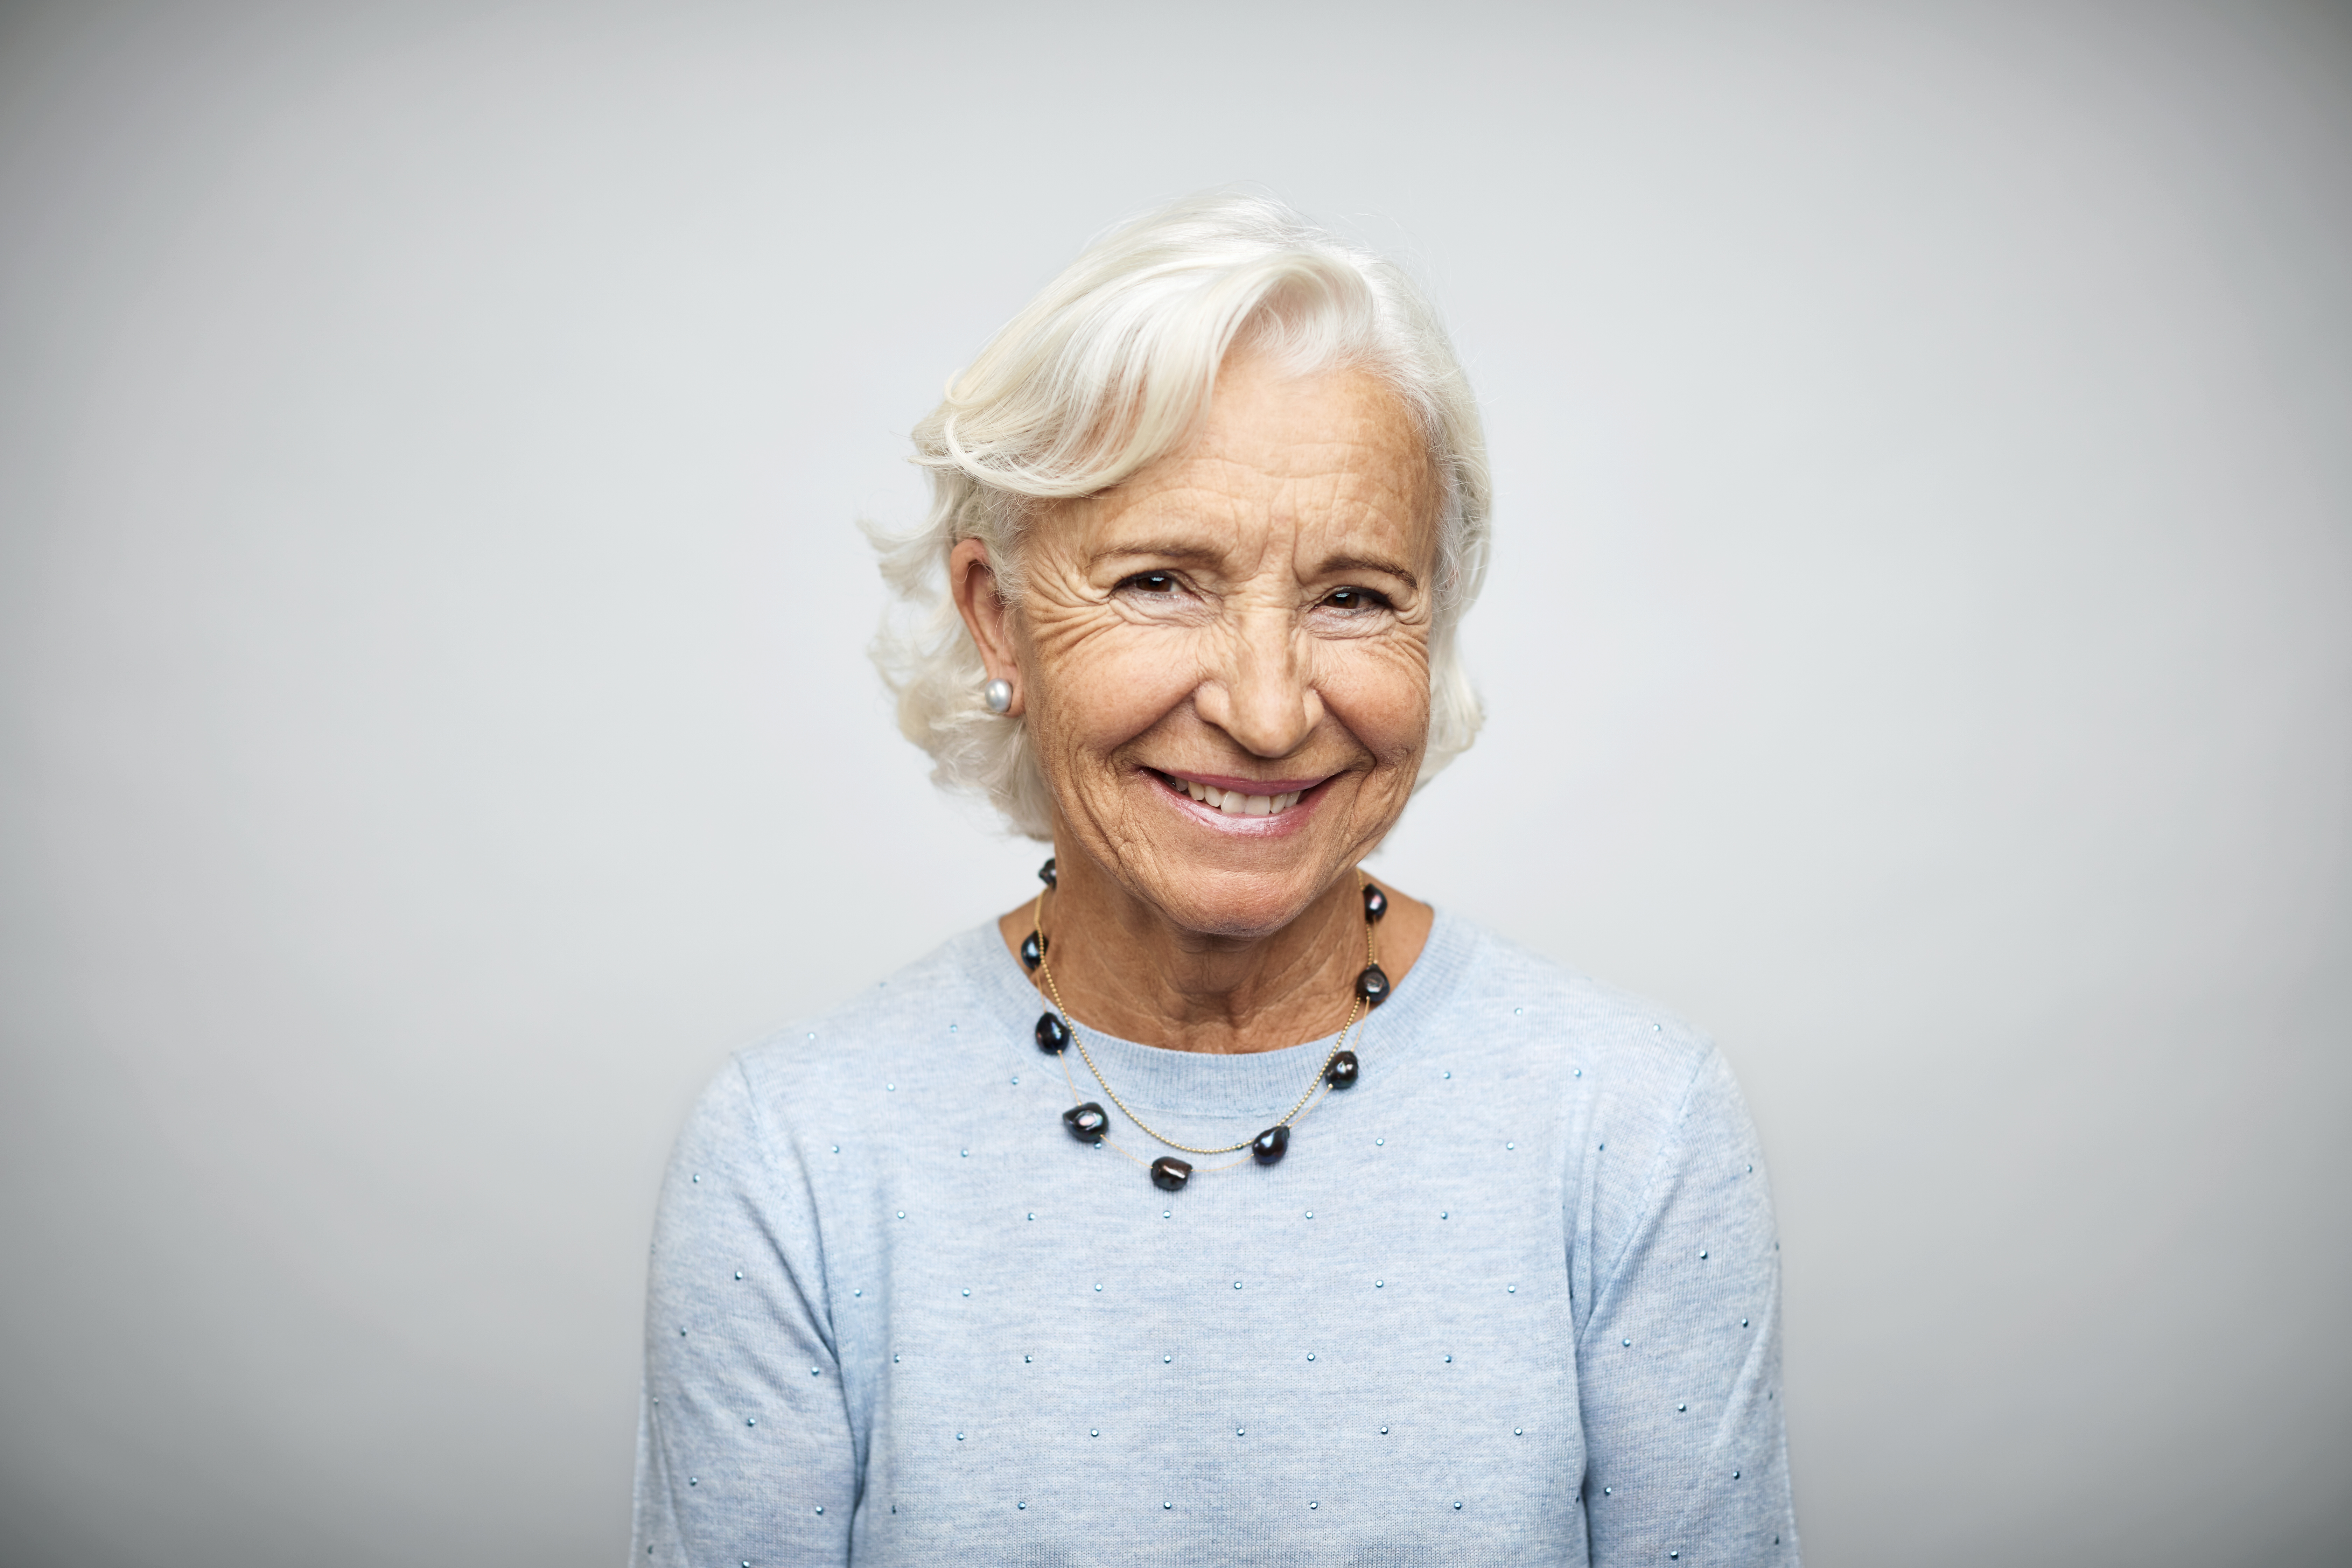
[{"xmin": 948, "ymin": 537, "xmax": 1024, "ymax": 716}]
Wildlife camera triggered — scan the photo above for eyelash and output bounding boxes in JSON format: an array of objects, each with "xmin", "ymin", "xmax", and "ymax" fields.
[{"xmin": 1115, "ymin": 573, "xmax": 1392, "ymax": 612}]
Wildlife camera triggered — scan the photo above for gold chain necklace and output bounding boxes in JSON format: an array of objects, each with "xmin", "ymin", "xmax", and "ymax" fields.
[{"xmin": 1019, "ymin": 858, "xmax": 1391, "ymax": 1191}]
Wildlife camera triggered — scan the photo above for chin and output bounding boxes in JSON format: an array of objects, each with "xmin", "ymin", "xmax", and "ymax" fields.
[{"xmin": 1138, "ymin": 857, "xmax": 1342, "ymax": 941}]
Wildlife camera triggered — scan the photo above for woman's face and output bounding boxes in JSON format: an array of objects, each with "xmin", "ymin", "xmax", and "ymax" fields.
[{"xmin": 969, "ymin": 351, "xmax": 1441, "ymax": 940}]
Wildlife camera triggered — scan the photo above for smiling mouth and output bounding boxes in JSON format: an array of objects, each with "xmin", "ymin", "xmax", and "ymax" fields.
[{"xmin": 1148, "ymin": 769, "xmax": 1321, "ymax": 818}]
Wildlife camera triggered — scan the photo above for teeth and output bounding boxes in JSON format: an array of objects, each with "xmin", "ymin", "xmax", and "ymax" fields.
[{"xmin": 1169, "ymin": 776, "xmax": 1308, "ymax": 816}]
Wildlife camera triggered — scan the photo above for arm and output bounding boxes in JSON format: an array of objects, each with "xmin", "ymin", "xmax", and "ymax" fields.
[
  {"xmin": 1577, "ymin": 1047, "xmax": 1799, "ymax": 1565},
  {"xmin": 631, "ymin": 1060, "xmax": 857, "ymax": 1567}
]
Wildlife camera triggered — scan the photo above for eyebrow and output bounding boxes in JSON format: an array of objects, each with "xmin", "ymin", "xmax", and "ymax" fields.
[
  {"xmin": 1097, "ymin": 541, "xmax": 1422, "ymax": 590},
  {"xmin": 1315, "ymin": 552, "xmax": 1420, "ymax": 590},
  {"xmin": 1096, "ymin": 541, "xmax": 1229, "ymax": 569}
]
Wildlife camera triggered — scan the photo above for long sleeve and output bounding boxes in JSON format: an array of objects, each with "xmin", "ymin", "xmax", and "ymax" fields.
[
  {"xmin": 630, "ymin": 1060, "xmax": 857, "ymax": 1567},
  {"xmin": 1575, "ymin": 1046, "xmax": 1799, "ymax": 1566}
]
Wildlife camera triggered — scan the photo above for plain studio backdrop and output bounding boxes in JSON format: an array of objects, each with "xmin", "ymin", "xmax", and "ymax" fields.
[{"xmin": 2, "ymin": 1, "xmax": 2348, "ymax": 1564}]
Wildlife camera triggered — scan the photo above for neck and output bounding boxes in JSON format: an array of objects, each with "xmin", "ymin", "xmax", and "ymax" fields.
[{"xmin": 996, "ymin": 848, "xmax": 1435, "ymax": 1056}]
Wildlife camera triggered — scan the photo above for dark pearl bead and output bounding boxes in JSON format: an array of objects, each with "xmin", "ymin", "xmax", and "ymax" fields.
[
  {"xmin": 1362, "ymin": 883, "xmax": 1388, "ymax": 923},
  {"xmin": 1150, "ymin": 1156, "xmax": 1191, "ymax": 1191},
  {"xmin": 1326, "ymin": 1050, "xmax": 1360, "ymax": 1090},
  {"xmin": 1062, "ymin": 1102, "xmax": 1109, "ymax": 1142},
  {"xmin": 1038, "ymin": 857, "xmax": 1057, "ymax": 888},
  {"xmin": 1251, "ymin": 1125, "xmax": 1290, "ymax": 1166},
  {"xmin": 1034, "ymin": 1012, "xmax": 1070, "ymax": 1054},
  {"xmin": 1356, "ymin": 964, "xmax": 1391, "ymax": 1007},
  {"xmin": 1020, "ymin": 930, "xmax": 1049, "ymax": 971}
]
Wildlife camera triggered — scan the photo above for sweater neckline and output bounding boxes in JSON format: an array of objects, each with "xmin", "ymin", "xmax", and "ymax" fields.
[{"xmin": 961, "ymin": 904, "xmax": 1471, "ymax": 1121}]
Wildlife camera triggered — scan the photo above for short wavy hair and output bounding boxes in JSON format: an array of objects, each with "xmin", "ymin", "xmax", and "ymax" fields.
[{"xmin": 869, "ymin": 191, "xmax": 1492, "ymax": 841}]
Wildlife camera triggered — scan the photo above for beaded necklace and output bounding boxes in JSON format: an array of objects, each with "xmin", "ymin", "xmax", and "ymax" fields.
[{"xmin": 1020, "ymin": 857, "xmax": 1391, "ymax": 1191}]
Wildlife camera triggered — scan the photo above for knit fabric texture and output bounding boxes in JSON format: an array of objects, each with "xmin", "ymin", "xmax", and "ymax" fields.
[{"xmin": 631, "ymin": 911, "xmax": 1799, "ymax": 1566}]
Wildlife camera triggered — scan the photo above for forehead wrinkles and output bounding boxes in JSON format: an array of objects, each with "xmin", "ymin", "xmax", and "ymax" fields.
[
  {"xmin": 1031, "ymin": 361, "xmax": 1440, "ymax": 580},
  {"xmin": 1188, "ymin": 379, "xmax": 1432, "ymax": 511}
]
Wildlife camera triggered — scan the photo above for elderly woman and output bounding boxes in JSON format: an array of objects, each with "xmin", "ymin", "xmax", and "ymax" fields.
[{"xmin": 631, "ymin": 194, "xmax": 1796, "ymax": 1566}]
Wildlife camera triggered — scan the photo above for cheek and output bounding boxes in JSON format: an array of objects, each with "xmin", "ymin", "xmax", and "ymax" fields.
[
  {"xmin": 1316, "ymin": 639, "xmax": 1433, "ymax": 761},
  {"xmin": 1028, "ymin": 616, "xmax": 1199, "ymax": 752}
]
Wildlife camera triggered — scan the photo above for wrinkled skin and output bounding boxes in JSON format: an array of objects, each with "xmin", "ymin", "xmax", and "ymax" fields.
[{"xmin": 952, "ymin": 350, "xmax": 1440, "ymax": 1055}]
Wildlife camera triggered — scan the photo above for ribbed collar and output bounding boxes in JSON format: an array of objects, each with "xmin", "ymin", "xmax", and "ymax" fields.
[{"xmin": 961, "ymin": 907, "xmax": 1472, "ymax": 1124}]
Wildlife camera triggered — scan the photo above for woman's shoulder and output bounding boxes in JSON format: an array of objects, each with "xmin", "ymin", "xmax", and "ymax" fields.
[
  {"xmin": 1432, "ymin": 912, "xmax": 1730, "ymax": 1104},
  {"xmin": 684, "ymin": 922, "xmax": 1021, "ymax": 1138},
  {"xmin": 748, "ymin": 923, "xmax": 1002, "ymax": 1048},
  {"xmin": 1434, "ymin": 914, "xmax": 1766, "ymax": 1205}
]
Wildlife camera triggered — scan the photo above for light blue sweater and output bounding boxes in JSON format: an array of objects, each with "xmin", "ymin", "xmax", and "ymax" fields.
[{"xmin": 631, "ymin": 912, "xmax": 1798, "ymax": 1565}]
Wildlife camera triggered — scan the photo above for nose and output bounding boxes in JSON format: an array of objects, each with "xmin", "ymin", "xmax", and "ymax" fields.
[{"xmin": 1194, "ymin": 609, "xmax": 1322, "ymax": 758}]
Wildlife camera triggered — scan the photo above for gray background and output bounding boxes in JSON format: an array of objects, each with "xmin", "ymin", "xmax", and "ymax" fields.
[{"xmin": 2, "ymin": 1, "xmax": 2347, "ymax": 1564}]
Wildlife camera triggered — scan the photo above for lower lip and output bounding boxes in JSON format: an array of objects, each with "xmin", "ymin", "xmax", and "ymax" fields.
[{"xmin": 1147, "ymin": 772, "xmax": 1326, "ymax": 837}]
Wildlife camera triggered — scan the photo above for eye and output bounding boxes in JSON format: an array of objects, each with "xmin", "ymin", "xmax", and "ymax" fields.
[
  {"xmin": 1323, "ymin": 586, "xmax": 1393, "ymax": 612},
  {"xmin": 1118, "ymin": 571, "xmax": 1182, "ymax": 596}
]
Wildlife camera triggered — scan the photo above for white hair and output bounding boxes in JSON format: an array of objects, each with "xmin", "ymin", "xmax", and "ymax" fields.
[{"xmin": 868, "ymin": 191, "xmax": 1492, "ymax": 840}]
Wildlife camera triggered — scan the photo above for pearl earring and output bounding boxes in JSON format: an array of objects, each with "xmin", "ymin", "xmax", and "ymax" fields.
[{"xmin": 983, "ymin": 678, "xmax": 1013, "ymax": 714}]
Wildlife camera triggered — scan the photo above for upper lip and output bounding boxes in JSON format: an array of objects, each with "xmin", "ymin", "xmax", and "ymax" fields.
[{"xmin": 1150, "ymin": 767, "xmax": 1332, "ymax": 796}]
